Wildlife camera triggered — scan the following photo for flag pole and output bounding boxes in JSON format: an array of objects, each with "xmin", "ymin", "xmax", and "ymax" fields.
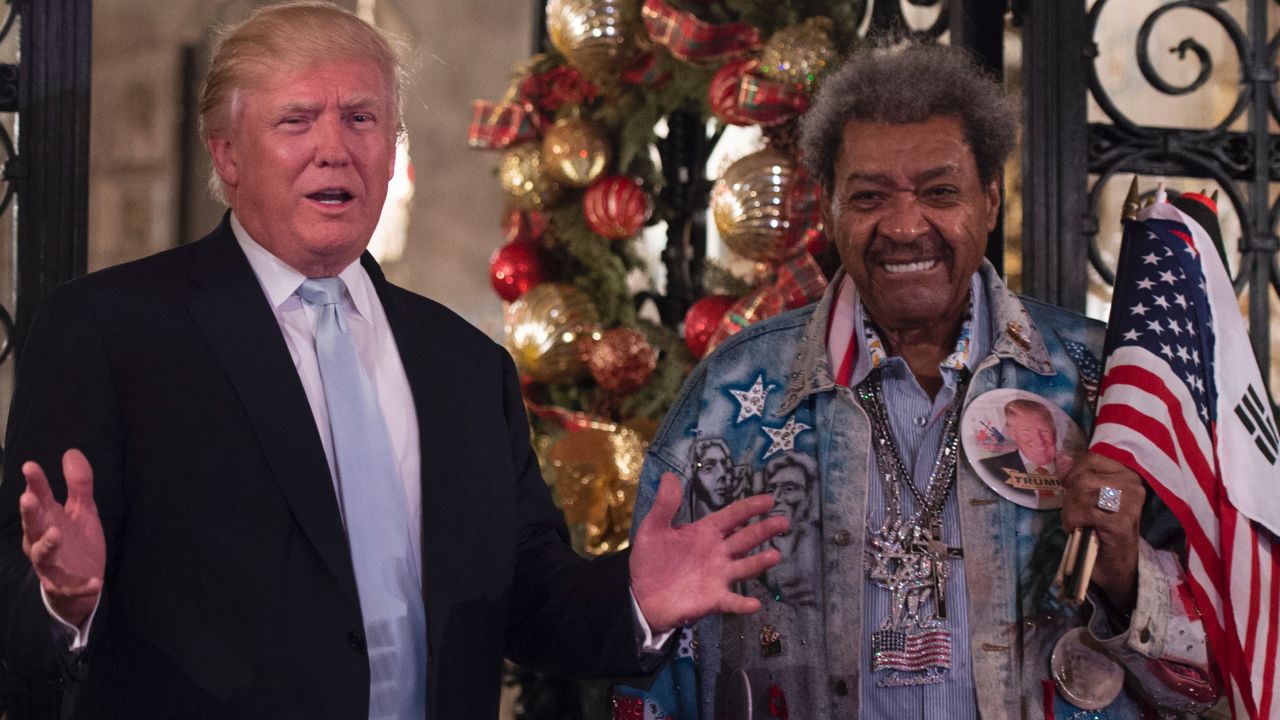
[{"xmin": 1058, "ymin": 175, "xmax": 1142, "ymax": 605}]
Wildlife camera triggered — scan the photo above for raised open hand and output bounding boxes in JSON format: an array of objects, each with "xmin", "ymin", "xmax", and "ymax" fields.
[
  {"xmin": 19, "ymin": 449, "xmax": 106, "ymax": 626},
  {"xmin": 629, "ymin": 472, "xmax": 789, "ymax": 634}
]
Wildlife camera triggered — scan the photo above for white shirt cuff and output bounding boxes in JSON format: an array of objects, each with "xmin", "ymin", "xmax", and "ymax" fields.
[
  {"xmin": 630, "ymin": 589, "xmax": 676, "ymax": 653},
  {"xmin": 41, "ymin": 585, "xmax": 100, "ymax": 653}
]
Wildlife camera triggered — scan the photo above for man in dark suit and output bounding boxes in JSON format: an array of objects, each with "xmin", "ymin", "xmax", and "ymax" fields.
[
  {"xmin": 0, "ymin": 3, "xmax": 785, "ymax": 718},
  {"xmin": 979, "ymin": 398, "xmax": 1064, "ymax": 485}
]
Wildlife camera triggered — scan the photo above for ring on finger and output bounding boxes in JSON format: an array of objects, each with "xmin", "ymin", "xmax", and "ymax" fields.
[{"xmin": 1096, "ymin": 486, "xmax": 1122, "ymax": 513}]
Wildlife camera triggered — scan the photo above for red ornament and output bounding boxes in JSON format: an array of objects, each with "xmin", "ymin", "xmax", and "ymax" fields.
[
  {"xmin": 501, "ymin": 208, "xmax": 549, "ymax": 244},
  {"xmin": 684, "ymin": 295, "xmax": 735, "ymax": 358},
  {"xmin": 588, "ymin": 327, "xmax": 658, "ymax": 394},
  {"xmin": 489, "ymin": 241, "xmax": 545, "ymax": 302},
  {"xmin": 583, "ymin": 176, "xmax": 650, "ymax": 240}
]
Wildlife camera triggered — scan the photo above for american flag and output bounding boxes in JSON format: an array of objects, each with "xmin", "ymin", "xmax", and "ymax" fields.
[
  {"xmin": 872, "ymin": 627, "xmax": 953, "ymax": 672},
  {"xmin": 1089, "ymin": 195, "xmax": 1280, "ymax": 719}
]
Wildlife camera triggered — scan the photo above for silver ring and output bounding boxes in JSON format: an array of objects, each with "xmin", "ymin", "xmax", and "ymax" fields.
[{"xmin": 1097, "ymin": 486, "xmax": 1122, "ymax": 513}]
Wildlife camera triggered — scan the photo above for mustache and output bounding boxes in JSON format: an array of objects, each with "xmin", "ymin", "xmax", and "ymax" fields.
[{"xmin": 867, "ymin": 240, "xmax": 951, "ymax": 264}]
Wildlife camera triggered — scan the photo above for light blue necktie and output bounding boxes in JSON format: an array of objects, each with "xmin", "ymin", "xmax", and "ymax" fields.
[{"xmin": 296, "ymin": 277, "xmax": 427, "ymax": 719}]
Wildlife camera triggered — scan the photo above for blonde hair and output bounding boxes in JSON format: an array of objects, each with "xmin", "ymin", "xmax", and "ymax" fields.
[{"xmin": 199, "ymin": 1, "xmax": 406, "ymax": 203}]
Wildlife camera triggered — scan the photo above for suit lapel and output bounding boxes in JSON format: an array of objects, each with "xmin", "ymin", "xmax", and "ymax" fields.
[
  {"xmin": 185, "ymin": 220, "xmax": 360, "ymax": 615},
  {"xmin": 361, "ymin": 255, "xmax": 459, "ymax": 666}
]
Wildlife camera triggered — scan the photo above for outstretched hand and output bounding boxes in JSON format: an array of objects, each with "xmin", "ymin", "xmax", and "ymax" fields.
[
  {"xmin": 19, "ymin": 449, "xmax": 106, "ymax": 627},
  {"xmin": 629, "ymin": 472, "xmax": 788, "ymax": 634}
]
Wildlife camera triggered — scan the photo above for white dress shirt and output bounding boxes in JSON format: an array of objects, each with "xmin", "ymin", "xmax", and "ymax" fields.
[
  {"xmin": 230, "ymin": 213, "xmax": 422, "ymax": 573},
  {"xmin": 48, "ymin": 214, "xmax": 424, "ymax": 650}
]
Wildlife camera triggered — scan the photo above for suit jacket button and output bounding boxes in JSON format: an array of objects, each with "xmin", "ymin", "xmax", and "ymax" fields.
[
  {"xmin": 348, "ymin": 630, "xmax": 366, "ymax": 652},
  {"xmin": 833, "ymin": 530, "xmax": 851, "ymax": 546},
  {"xmin": 833, "ymin": 679, "xmax": 849, "ymax": 696}
]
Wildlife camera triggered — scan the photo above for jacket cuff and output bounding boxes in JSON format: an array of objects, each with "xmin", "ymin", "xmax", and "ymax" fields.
[{"xmin": 1087, "ymin": 539, "xmax": 1217, "ymax": 713}]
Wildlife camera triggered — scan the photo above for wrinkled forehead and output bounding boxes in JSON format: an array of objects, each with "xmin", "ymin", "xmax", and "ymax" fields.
[
  {"xmin": 227, "ymin": 54, "xmax": 392, "ymax": 116},
  {"xmin": 835, "ymin": 116, "xmax": 979, "ymax": 183}
]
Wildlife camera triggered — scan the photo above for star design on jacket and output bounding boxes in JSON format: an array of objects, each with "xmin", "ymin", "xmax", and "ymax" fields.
[
  {"xmin": 761, "ymin": 415, "xmax": 811, "ymax": 458},
  {"xmin": 729, "ymin": 374, "xmax": 774, "ymax": 423}
]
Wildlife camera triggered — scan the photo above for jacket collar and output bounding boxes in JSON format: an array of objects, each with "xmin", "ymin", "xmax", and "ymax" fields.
[{"xmin": 780, "ymin": 260, "xmax": 1056, "ymax": 414}]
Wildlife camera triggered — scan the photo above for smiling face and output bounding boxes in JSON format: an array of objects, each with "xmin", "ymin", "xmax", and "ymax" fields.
[
  {"xmin": 1005, "ymin": 406, "xmax": 1058, "ymax": 466},
  {"xmin": 826, "ymin": 116, "xmax": 1000, "ymax": 337},
  {"xmin": 207, "ymin": 57, "xmax": 396, "ymax": 277}
]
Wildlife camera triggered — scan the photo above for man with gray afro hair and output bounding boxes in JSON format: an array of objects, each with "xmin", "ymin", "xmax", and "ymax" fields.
[
  {"xmin": 799, "ymin": 43, "xmax": 1018, "ymax": 190},
  {"xmin": 619, "ymin": 41, "xmax": 1217, "ymax": 720}
]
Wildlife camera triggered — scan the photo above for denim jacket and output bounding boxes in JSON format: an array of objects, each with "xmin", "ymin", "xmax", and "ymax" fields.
[{"xmin": 618, "ymin": 264, "xmax": 1216, "ymax": 719}]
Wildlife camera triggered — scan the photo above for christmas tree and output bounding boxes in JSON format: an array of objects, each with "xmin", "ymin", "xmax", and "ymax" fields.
[{"xmin": 469, "ymin": 1, "xmax": 861, "ymax": 716}]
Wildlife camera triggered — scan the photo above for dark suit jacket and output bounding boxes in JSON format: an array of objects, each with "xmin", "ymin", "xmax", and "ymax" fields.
[
  {"xmin": 0, "ymin": 217, "xmax": 642, "ymax": 718},
  {"xmin": 979, "ymin": 450, "xmax": 1028, "ymax": 479}
]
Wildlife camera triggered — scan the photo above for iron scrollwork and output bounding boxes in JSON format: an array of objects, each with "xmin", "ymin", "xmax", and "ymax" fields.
[{"xmin": 1084, "ymin": 0, "xmax": 1279, "ymax": 381}]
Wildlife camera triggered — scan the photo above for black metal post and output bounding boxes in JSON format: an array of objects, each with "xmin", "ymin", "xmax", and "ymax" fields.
[
  {"xmin": 656, "ymin": 110, "xmax": 710, "ymax": 326},
  {"xmin": 1244, "ymin": 0, "xmax": 1272, "ymax": 378},
  {"xmin": 1020, "ymin": 0, "xmax": 1088, "ymax": 310},
  {"xmin": 13, "ymin": 0, "xmax": 91, "ymax": 353}
]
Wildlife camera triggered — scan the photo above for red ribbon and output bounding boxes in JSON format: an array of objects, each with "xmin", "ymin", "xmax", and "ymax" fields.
[
  {"xmin": 524, "ymin": 398, "xmax": 618, "ymax": 433},
  {"xmin": 710, "ymin": 58, "xmax": 809, "ymax": 127},
  {"xmin": 467, "ymin": 99, "xmax": 540, "ymax": 150},
  {"xmin": 707, "ymin": 251, "xmax": 829, "ymax": 354},
  {"xmin": 621, "ymin": 52, "xmax": 671, "ymax": 86},
  {"xmin": 642, "ymin": 0, "xmax": 760, "ymax": 62}
]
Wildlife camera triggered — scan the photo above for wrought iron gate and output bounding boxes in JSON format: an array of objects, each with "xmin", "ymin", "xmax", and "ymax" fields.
[
  {"xmin": 0, "ymin": 0, "xmax": 91, "ymax": 717},
  {"xmin": 1022, "ymin": 0, "xmax": 1280, "ymax": 400}
]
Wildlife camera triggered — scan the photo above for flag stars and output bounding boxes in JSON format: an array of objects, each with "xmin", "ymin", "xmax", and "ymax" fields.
[
  {"xmin": 1174, "ymin": 293, "xmax": 1188, "ymax": 309},
  {"xmin": 1192, "ymin": 349, "xmax": 1200, "ymax": 365},
  {"xmin": 1154, "ymin": 295, "xmax": 1171, "ymax": 310},
  {"xmin": 1186, "ymin": 321, "xmax": 1196, "ymax": 337},
  {"xmin": 1148, "ymin": 320, "xmax": 1165, "ymax": 334},
  {"xmin": 1160, "ymin": 343, "xmax": 1174, "ymax": 359},
  {"xmin": 1168, "ymin": 319, "xmax": 1183, "ymax": 336},
  {"xmin": 1176, "ymin": 345, "xmax": 1190, "ymax": 363},
  {"xmin": 1142, "ymin": 252, "xmax": 1162, "ymax": 265},
  {"xmin": 1136, "ymin": 277, "xmax": 1156, "ymax": 290},
  {"xmin": 1123, "ymin": 329, "xmax": 1142, "ymax": 342},
  {"xmin": 1131, "ymin": 302, "xmax": 1150, "ymax": 316},
  {"xmin": 1159, "ymin": 270, "xmax": 1177, "ymax": 285}
]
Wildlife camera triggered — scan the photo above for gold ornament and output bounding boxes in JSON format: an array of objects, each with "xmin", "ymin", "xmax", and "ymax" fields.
[
  {"xmin": 504, "ymin": 283, "xmax": 600, "ymax": 383},
  {"xmin": 548, "ymin": 426, "xmax": 645, "ymax": 555},
  {"xmin": 542, "ymin": 117, "xmax": 612, "ymax": 188},
  {"xmin": 546, "ymin": 0, "xmax": 643, "ymax": 81},
  {"xmin": 710, "ymin": 148, "xmax": 811, "ymax": 263},
  {"xmin": 759, "ymin": 17, "xmax": 836, "ymax": 92},
  {"xmin": 499, "ymin": 142, "xmax": 563, "ymax": 211}
]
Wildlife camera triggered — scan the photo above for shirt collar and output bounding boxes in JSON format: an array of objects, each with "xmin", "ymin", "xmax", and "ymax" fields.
[
  {"xmin": 230, "ymin": 212, "xmax": 376, "ymax": 323},
  {"xmin": 828, "ymin": 272, "xmax": 988, "ymax": 387},
  {"xmin": 780, "ymin": 261, "xmax": 1052, "ymax": 415}
]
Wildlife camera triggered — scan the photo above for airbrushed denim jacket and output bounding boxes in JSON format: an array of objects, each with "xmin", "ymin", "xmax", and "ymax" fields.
[{"xmin": 619, "ymin": 264, "xmax": 1216, "ymax": 719}]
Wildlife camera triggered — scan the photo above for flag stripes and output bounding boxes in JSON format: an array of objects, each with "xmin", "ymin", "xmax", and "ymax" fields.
[{"xmin": 1089, "ymin": 201, "xmax": 1279, "ymax": 718}]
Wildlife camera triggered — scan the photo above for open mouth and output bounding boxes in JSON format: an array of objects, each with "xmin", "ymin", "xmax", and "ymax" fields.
[
  {"xmin": 882, "ymin": 259, "xmax": 939, "ymax": 274},
  {"xmin": 306, "ymin": 189, "xmax": 354, "ymax": 205}
]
